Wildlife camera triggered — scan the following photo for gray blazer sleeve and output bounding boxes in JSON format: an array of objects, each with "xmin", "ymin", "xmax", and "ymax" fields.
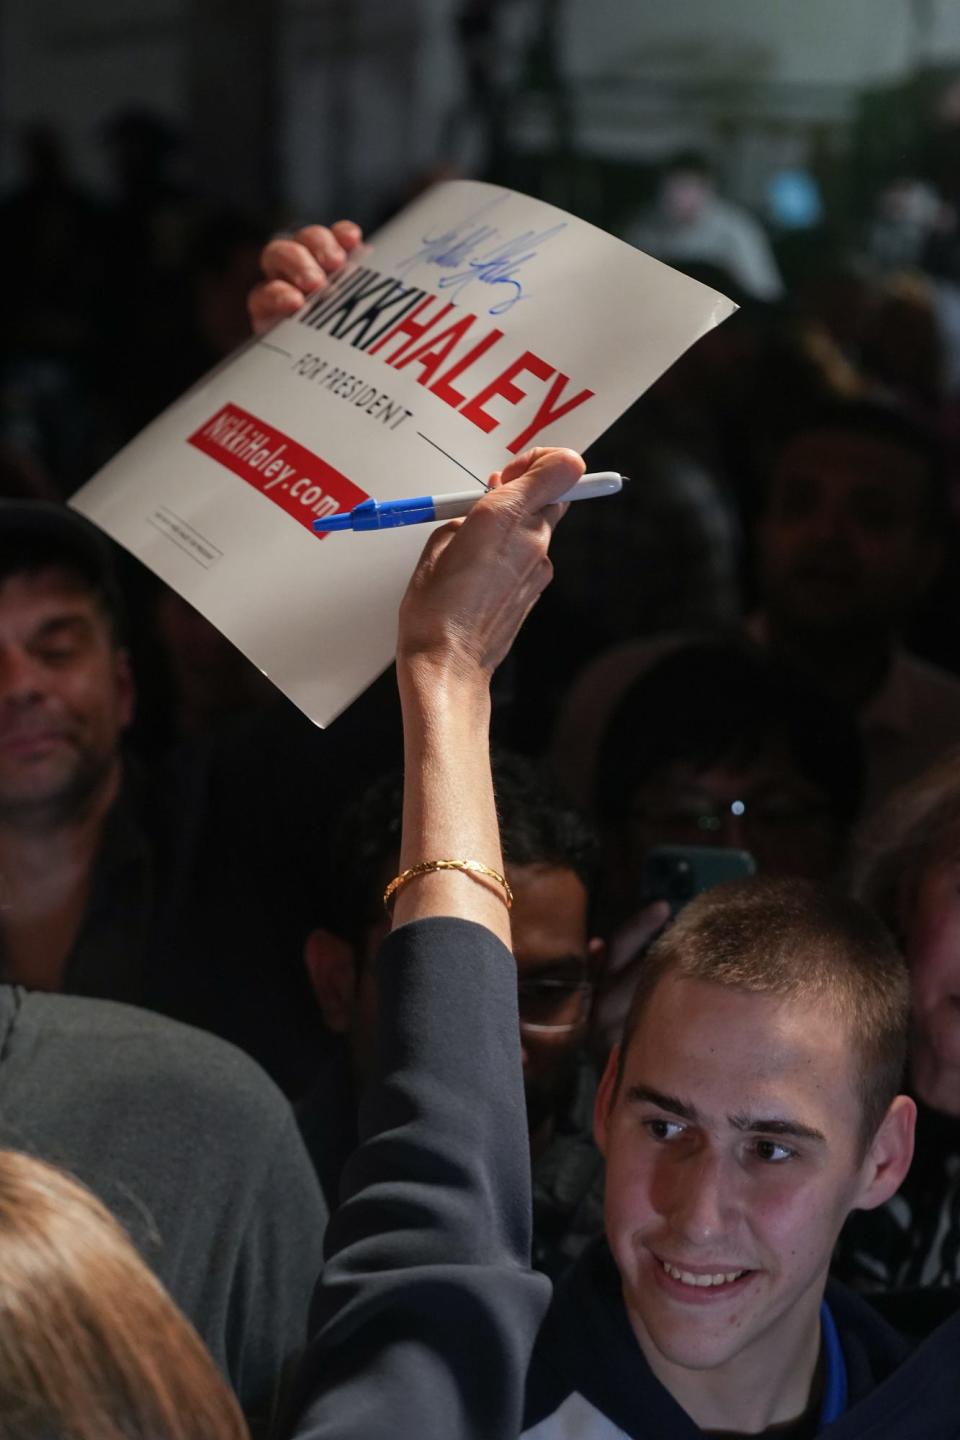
[{"xmin": 286, "ymin": 916, "xmax": 552, "ymax": 1440}]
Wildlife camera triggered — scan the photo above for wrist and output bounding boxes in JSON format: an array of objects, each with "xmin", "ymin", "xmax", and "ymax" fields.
[
  {"xmin": 397, "ymin": 653, "xmax": 492, "ymax": 726},
  {"xmin": 393, "ymin": 656, "xmax": 506, "ymax": 944}
]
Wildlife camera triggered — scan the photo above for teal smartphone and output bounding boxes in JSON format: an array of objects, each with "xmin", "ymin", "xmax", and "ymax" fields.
[{"xmin": 640, "ymin": 844, "xmax": 756, "ymax": 917}]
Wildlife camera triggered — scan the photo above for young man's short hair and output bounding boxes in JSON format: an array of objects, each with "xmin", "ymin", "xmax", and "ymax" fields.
[{"xmin": 616, "ymin": 876, "xmax": 909, "ymax": 1153}]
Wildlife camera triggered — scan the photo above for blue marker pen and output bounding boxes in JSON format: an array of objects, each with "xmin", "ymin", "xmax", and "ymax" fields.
[{"xmin": 313, "ymin": 471, "xmax": 624, "ymax": 533}]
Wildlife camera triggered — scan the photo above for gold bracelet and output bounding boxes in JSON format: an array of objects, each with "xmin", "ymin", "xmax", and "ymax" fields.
[{"xmin": 384, "ymin": 859, "xmax": 514, "ymax": 912}]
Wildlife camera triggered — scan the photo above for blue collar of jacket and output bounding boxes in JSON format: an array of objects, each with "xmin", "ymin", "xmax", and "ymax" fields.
[{"xmin": 524, "ymin": 1238, "xmax": 956, "ymax": 1439}]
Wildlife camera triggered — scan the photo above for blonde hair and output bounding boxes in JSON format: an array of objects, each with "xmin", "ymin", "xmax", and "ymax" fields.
[{"xmin": 0, "ymin": 1150, "xmax": 248, "ymax": 1440}]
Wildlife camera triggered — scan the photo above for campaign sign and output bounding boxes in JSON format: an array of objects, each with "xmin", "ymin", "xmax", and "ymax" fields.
[{"xmin": 71, "ymin": 180, "xmax": 735, "ymax": 726}]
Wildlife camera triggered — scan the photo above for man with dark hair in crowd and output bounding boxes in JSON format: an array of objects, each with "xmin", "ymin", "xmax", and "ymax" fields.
[
  {"xmin": 587, "ymin": 638, "xmax": 862, "ymax": 972},
  {"xmin": 0, "ymin": 501, "xmax": 328, "ymax": 1423},
  {"xmin": 0, "ymin": 503, "xmax": 135, "ymax": 995},
  {"xmin": 751, "ymin": 398, "xmax": 960, "ymax": 814},
  {"xmin": 0, "ymin": 217, "xmax": 429, "ymax": 1107},
  {"xmin": 0, "ymin": 492, "xmax": 386, "ymax": 1094},
  {"xmin": 298, "ymin": 753, "xmax": 610, "ymax": 1278}
]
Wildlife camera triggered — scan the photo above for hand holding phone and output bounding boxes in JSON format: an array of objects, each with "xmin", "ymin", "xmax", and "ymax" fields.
[{"xmin": 593, "ymin": 847, "xmax": 757, "ymax": 1056}]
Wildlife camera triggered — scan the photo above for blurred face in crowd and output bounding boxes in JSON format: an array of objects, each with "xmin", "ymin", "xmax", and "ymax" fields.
[
  {"xmin": 757, "ymin": 428, "xmax": 940, "ymax": 640},
  {"xmin": 307, "ymin": 861, "xmax": 602, "ymax": 1145},
  {"xmin": 154, "ymin": 591, "xmax": 273, "ymax": 735},
  {"xmin": 594, "ymin": 972, "xmax": 912, "ymax": 1421},
  {"xmin": 601, "ymin": 746, "xmax": 846, "ymax": 931},
  {"xmin": 510, "ymin": 863, "xmax": 602, "ymax": 1142},
  {"xmin": 0, "ymin": 568, "xmax": 132, "ymax": 824},
  {"xmin": 661, "ymin": 170, "xmax": 713, "ymax": 226},
  {"xmin": 899, "ymin": 841, "xmax": 960, "ymax": 1115}
]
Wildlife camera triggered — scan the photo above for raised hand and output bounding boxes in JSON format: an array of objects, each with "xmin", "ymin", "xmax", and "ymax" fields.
[
  {"xmin": 247, "ymin": 221, "xmax": 364, "ymax": 335},
  {"xmin": 397, "ymin": 447, "xmax": 584, "ymax": 685},
  {"xmin": 393, "ymin": 446, "xmax": 584, "ymax": 942}
]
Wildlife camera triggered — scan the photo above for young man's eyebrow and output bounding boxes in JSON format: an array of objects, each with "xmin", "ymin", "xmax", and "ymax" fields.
[
  {"xmin": 625, "ymin": 1087, "xmax": 827, "ymax": 1143},
  {"xmin": 729, "ymin": 1114, "xmax": 826, "ymax": 1143},
  {"xmin": 625, "ymin": 1085, "xmax": 699, "ymax": 1123}
]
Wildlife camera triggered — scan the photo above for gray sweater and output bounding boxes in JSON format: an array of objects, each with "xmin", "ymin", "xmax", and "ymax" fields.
[{"xmin": 0, "ymin": 985, "xmax": 326, "ymax": 1427}]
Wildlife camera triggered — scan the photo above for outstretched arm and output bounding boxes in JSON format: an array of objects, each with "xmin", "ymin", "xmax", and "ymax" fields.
[
  {"xmin": 287, "ymin": 447, "xmax": 583, "ymax": 1440},
  {"xmin": 392, "ymin": 445, "xmax": 580, "ymax": 942}
]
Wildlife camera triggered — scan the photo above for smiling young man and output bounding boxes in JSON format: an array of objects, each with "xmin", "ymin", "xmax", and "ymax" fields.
[{"xmin": 524, "ymin": 876, "xmax": 918, "ymax": 1438}]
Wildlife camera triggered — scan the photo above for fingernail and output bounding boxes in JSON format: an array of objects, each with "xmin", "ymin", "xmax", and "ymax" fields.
[{"xmin": 299, "ymin": 268, "xmax": 326, "ymax": 290}]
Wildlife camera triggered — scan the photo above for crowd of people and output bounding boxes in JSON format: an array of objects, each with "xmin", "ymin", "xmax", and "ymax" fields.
[{"xmin": 4, "ymin": 74, "xmax": 960, "ymax": 1439}]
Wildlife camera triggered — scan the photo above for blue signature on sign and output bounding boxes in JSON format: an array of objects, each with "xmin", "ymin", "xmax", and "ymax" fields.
[{"xmin": 395, "ymin": 194, "xmax": 567, "ymax": 315}]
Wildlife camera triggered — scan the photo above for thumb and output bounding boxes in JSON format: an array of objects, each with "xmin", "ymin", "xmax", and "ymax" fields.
[{"xmin": 488, "ymin": 447, "xmax": 585, "ymax": 511}]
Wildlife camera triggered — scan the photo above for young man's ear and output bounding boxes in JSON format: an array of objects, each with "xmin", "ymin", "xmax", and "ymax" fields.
[
  {"xmin": 853, "ymin": 1094, "xmax": 916, "ymax": 1213},
  {"xmin": 303, "ymin": 929, "xmax": 357, "ymax": 1034},
  {"xmin": 593, "ymin": 1043, "xmax": 621, "ymax": 1158}
]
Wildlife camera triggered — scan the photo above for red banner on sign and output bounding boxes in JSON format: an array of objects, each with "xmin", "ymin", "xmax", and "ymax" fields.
[{"xmin": 188, "ymin": 403, "xmax": 367, "ymax": 536}]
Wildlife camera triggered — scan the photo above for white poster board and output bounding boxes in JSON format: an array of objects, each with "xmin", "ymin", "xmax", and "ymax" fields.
[{"xmin": 71, "ymin": 180, "xmax": 735, "ymax": 726}]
